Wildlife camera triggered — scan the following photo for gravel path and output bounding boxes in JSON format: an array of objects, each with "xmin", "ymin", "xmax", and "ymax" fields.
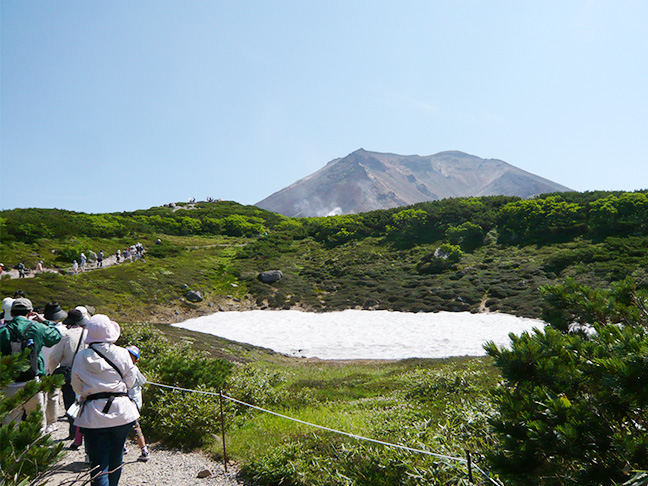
[{"xmin": 43, "ymin": 415, "xmax": 251, "ymax": 486}]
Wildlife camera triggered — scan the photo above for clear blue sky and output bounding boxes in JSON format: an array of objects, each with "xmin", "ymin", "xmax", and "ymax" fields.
[{"xmin": 2, "ymin": 1, "xmax": 647, "ymax": 214}]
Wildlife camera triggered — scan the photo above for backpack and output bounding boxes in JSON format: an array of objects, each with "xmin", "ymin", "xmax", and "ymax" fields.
[{"xmin": 9, "ymin": 322, "xmax": 39, "ymax": 381}]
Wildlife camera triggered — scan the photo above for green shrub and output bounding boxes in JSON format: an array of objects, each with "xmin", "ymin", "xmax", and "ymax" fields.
[
  {"xmin": 146, "ymin": 242, "xmax": 182, "ymax": 259},
  {"xmin": 142, "ymin": 386, "xmax": 221, "ymax": 449},
  {"xmin": 445, "ymin": 221, "xmax": 484, "ymax": 251},
  {"xmin": 485, "ymin": 278, "xmax": 648, "ymax": 485},
  {"xmin": 1, "ymin": 355, "xmax": 64, "ymax": 485},
  {"xmin": 116, "ymin": 323, "xmax": 234, "ymax": 449},
  {"xmin": 225, "ymin": 366, "xmax": 289, "ymax": 413},
  {"xmin": 54, "ymin": 245, "xmax": 88, "ymax": 263},
  {"xmin": 151, "ymin": 347, "xmax": 233, "ymax": 390}
]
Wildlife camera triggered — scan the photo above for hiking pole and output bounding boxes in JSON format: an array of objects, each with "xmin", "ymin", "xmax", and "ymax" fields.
[{"xmin": 219, "ymin": 390, "xmax": 228, "ymax": 472}]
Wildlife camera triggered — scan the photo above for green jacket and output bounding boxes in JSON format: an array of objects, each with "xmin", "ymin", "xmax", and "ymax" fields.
[{"xmin": 0, "ymin": 316, "xmax": 62, "ymax": 377}]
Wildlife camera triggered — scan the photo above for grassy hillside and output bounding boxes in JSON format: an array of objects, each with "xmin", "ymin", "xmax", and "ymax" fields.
[{"xmin": 2, "ymin": 191, "xmax": 647, "ymax": 321}]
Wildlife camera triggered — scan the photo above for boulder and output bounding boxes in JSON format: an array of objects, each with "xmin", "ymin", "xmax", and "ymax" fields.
[
  {"xmin": 186, "ymin": 290, "xmax": 203, "ymax": 302},
  {"xmin": 258, "ymin": 270, "xmax": 283, "ymax": 284}
]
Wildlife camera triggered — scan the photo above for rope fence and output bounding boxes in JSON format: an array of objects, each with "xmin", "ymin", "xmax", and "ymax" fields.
[{"xmin": 147, "ymin": 381, "xmax": 503, "ymax": 486}]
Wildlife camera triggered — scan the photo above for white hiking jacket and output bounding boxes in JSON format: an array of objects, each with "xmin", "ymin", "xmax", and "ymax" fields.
[{"xmin": 71, "ymin": 342, "xmax": 140, "ymax": 429}]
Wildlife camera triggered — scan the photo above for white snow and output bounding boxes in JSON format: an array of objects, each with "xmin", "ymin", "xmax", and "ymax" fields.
[{"xmin": 173, "ymin": 310, "xmax": 545, "ymax": 360}]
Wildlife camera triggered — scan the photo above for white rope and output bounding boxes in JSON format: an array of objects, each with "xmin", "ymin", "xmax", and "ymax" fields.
[{"xmin": 148, "ymin": 381, "xmax": 503, "ymax": 485}]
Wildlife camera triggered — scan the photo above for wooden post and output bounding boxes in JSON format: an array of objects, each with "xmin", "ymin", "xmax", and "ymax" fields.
[
  {"xmin": 219, "ymin": 390, "xmax": 228, "ymax": 473},
  {"xmin": 466, "ymin": 449, "xmax": 473, "ymax": 483}
]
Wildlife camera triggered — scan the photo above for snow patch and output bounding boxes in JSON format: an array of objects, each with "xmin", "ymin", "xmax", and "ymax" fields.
[{"xmin": 174, "ymin": 310, "xmax": 545, "ymax": 360}]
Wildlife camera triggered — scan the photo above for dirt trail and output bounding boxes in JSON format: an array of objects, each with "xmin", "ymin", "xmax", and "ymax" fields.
[
  {"xmin": 2, "ymin": 252, "xmax": 140, "ymax": 280},
  {"xmin": 43, "ymin": 414, "xmax": 250, "ymax": 486}
]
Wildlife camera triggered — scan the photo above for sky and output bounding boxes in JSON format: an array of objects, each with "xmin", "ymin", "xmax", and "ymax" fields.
[{"xmin": 2, "ymin": 1, "xmax": 647, "ymax": 214}]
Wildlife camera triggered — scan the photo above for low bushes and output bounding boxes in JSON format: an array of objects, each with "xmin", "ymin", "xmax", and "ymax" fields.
[{"xmin": 117, "ymin": 323, "xmax": 233, "ymax": 449}]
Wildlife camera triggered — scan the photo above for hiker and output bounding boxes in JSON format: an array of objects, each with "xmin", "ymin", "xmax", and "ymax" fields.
[
  {"xmin": 36, "ymin": 260, "xmax": 44, "ymax": 273},
  {"xmin": 17, "ymin": 261, "xmax": 26, "ymax": 278},
  {"xmin": 97, "ymin": 251, "xmax": 104, "ymax": 268},
  {"xmin": 42, "ymin": 302, "xmax": 68, "ymax": 434},
  {"xmin": 125, "ymin": 345, "xmax": 150, "ymax": 462},
  {"xmin": 71, "ymin": 314, "xmax": 139, "ymax": 486},
  {"xmin": 1, "ymin": 297, "xmax": 14, "ymax": 326},
  {"xmin": 48, "ymin": 309, "xmax": 87, "ymax": 440},
  {"xmin": 0, "ymin": 263, "xmax": 3, "ymax": 276},
  {"xmin": 80, "ymin": 253, "xmax": 87, "ymax": 271},
  {"xmin": 0, "ymin": 298, "xmax": 62, "ymax": 432},
  {"xmin": 116, "ymin": 249, "xmax": 121, "ymax": 264},
  {"xmin": 73, "ymin": 260, "xmax": 79, "ymax": 274}
]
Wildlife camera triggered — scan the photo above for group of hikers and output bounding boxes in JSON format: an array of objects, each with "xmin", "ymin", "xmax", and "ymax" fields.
[
  {"xmin": 1, "ymin": 290, "xmax": 150, "ymax": 486},
  {"xmin": 1, "ymin": 242, "xmax": 146, "ymax": 278},
  {"xmin": 72, "ymin": 243, "xmax": 145, "ymax": 274}
]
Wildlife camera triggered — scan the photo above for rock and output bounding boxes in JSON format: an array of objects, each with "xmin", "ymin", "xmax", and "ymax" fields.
[
  {"xmin": 258, "ymin": 270, "xmax": 283, "ymax": 284},
  {"xmin": 197, "ymin": 469, "xmax": 212, "ymax": 478},
  {"xmin": 363, "ymin": 299, "xmax": 379, "ymax": 309},
  {"xmin": 181, "ymin": 283, "xmax": 189, "ymax": 290},
  {"xmin": 450, "ymin": 270, "xmax": 465, "ymax": 280},
  {"xmin": 186, "ymin": 290, "xmax": 203, "ymax": 302}
]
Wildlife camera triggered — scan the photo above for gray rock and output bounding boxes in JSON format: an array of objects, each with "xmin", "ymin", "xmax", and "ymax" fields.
[
  {"xmin": 258, "ymin": 270, "xmax": 283, "ymax": 284},
  {"xmin": 363, "ymin": 299, "xmax": 379, "ymax": 309},
  {"xmin": 186, "ymin": 290, "xmax": 203, "ymax": 302},
  {"xmin": 197, "ymin": 469, "xmax": 212, "ymax": 478}
]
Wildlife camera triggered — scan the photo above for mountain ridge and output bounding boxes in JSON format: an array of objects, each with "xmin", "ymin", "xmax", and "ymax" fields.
[{"xmin": 256, "ymin": 149, "xmax": 573, "ymax": 217}]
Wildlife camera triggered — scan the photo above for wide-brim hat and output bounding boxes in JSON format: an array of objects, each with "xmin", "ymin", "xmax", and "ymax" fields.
[
  {"xmin": 62, "ymin": 309, "xmax": 88, "ymax": 327},
  {"xmin": 85, "ymin": 314, "xmax": 120, "ymax": 344},
  {"xmin": 3, "ymin": 297, "xmax": 14, "ymax": 317},
  {"xmin": 44, "ymin": 302, "xmax": 67, "ymax": 321},
  {"xmin": 75, "ymin": 306, "xmax": 91, "ymax": 320}
]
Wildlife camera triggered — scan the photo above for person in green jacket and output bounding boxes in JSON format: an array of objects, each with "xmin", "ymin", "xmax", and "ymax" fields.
[{"xmin": 0, "ymin": 297, "xmax": 62, "ymax": 432}]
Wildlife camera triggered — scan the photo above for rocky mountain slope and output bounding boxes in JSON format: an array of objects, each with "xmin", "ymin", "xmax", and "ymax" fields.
[{"xmin": 256, "ymin": 149, "xmax": 573, "ymax": 217}]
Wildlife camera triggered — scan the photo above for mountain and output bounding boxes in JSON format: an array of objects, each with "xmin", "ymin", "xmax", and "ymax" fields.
[{"xmin": 256, "ymin": 149, "xmax": 573, "ymax": 217}]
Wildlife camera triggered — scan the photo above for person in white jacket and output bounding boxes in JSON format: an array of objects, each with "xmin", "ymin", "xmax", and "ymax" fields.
[
  {"xmin": 48, "ymin": 308, "xmax": 87, "ymax": 439},
  {"xmin": 71, "ymin": 314, "xmax": 139, "ymax": 486}
]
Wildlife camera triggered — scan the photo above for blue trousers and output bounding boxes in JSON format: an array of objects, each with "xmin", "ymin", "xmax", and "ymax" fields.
[{"xmin": 82, "ymin": 421, "xmax": 134, "ymax": 486}]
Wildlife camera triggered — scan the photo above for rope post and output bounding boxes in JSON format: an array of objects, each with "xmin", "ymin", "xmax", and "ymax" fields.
[
  {"xmin": 466, "ymin": 449, "xmax": 473, "ymax": 483},
  {"xmin": 219, "ymin": 390, "xmax": 228, "ymax": 473}
]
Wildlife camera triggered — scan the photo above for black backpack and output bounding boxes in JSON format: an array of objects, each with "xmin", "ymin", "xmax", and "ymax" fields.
[{"xmin": 9, "ymin": 322, "xmax": 39, "ymax": 381}]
